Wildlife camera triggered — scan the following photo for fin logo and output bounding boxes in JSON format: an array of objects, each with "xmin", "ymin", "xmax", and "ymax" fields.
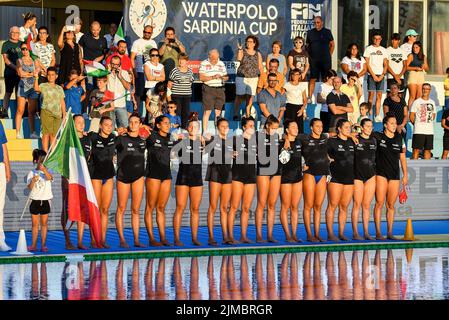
[{"xmin": 291, "ymin": 3, "xmax": 323, "ymax": 20}]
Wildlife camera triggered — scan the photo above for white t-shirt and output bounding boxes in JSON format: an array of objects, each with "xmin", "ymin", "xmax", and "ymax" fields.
[
  {"xmin": 19, "ymin": 26, "xmax": 32, "ymax": 42},
  {"xmin": 131, "ymin": 38, "xmax": 157, "ymax": 73},
  {"xmin": 104, "ymin": 33, "xmax": 114, "ymax": 49},
  {"xmin": 199, "ymin": 59, "xmax": 227, "ymax": 87},
  {"xmin": 387, "ymin": 46, "xmax": 407, "ymax": 79},
  {"xmin": 363, "ymin": 45, "xmax": 388, "ymax": 75},
  {"xmin": 283, "ymin": 82, "xmax": 307, "ymax": 105},
  {"xmin": 27, "ymin": 170, "xmax": 53, "ymax": 201},
  {"xmin": 400, "ymin": 43, "xmax": 413, "ymax": 55},
  {"xmin": 107, "ymin": 70, "xmax": 131, "ymax": 108},
  {"xmin": 144, "ymin": 61, "xmax": 164, "ymax": 89},
  {"xmin": 411, "ymin": 98, "xmax": 437, "ymax": 135},
  {"xmin": 341, "ymin": 56, "xmax": 366, "ymax": 83},
  {"xmin": 319, "ymin": 82, "xmax": 334, "ymax": 112},
  {"xmin": 75, "ymin": 32, "xmax": 84, "ymax": 44}
]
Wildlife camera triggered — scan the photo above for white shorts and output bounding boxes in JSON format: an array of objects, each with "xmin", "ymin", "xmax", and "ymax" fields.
[{"xmin": 236, "ymin": 76, "xmax": 258, "ymax": 96}]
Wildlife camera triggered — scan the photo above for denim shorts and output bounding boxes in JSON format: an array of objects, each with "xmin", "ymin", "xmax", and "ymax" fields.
[
  {"xmin": 18, "ymin": 83, "xmax": 38, "ymax": 99},
  {"xmin": 367, "ymin": 75, "xmax": 385, "ymax": 92},
  {"xmin": 115, "ymin": 108, "xmax": 129, "ymax": 128}
]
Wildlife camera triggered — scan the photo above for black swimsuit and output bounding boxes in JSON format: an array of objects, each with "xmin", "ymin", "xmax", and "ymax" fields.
[
  {"xmin": 281, "ymin": 138, "xmax": 303, "ymax": 184},
  {"xmin": 327, "ymin": 137, "xmax": 355, "ymax": 185},
  {"xmin": 88, "ymin": 132, "xmax": 116, "ymax": 180},
  {"xmin": 374, "ymin": 131, "xmax": 404, "ymax": 181},
  {"xmin": 354, "ymin": 136, "xmax": 377, "ymax": 182},
  {"xmin": 205, "ymin": 136, "xmax": 233, "ymax": 184},
  {"xmin": 298, "ymin": 134, "xmax": 330, "ymax": 176},
  {"xmin": 175, "ymin": 138, "xmax": 204, "ymax": 187},
  {"xmin": 146, "ymin": 132, "xmax": 175, "ymax": 181},
  {"xmin": 232, "ymin": 135, "xmax": 257, "ymax": 184},
  {"xmin": 256, "ymin": 131, "xmax": 282, "ymax": 177},
  {"xmin": 115, "ymin": 134, "xmax": 146, "ymax": 184}
]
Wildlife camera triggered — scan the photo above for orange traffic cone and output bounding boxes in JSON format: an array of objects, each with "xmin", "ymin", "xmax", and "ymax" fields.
[
  {"xmin": 405, "ymin": 248, "xmax": 413, "ymax": 263},
  {"xmin": 403, "ymin": 219, "xmax": 415, "ymax": 241}
]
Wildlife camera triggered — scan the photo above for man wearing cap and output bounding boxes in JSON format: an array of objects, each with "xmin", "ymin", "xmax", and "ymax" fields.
[{"xmin": 400, "ymin": 29, "xmax": 419, "ymax": 55}]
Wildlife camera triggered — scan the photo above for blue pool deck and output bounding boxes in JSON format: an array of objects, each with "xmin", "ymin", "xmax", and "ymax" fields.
[{"xmin": 1, "ymin": 220, "xmax": 449, "ymax": 264}]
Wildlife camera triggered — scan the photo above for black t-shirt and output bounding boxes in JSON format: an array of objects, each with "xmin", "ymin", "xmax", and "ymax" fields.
[
  {"xmin": 373, "ymin": 131, "xmax": 404, "ymax": 179},
  {"xmin": 88, "ymin": 132, "xmax": 116, "ymax": 180},
  {"xmin": 306, "ymin": 28, "xmax": 333, "ymax": 61},
  {"xmin": 354, "ymin": 135, "xmax": 377, "ymax": 180},
  {"xmin": 1, "ymin": 40, "xmax": 22, "ymax": 75},
  {"xmin": 442, "ymin": 109, "xmax": 449, "ymax": 136},
  {"xmin": 287, "ymin": 49, "xmax": 309, "ymax": 74},
  {"xmin": 146, "ymin": 131, "xmax": 175, "ymax": 176},
  {"xmin": 298, "ymin": 133, "xmax": 329, "ymax": 176},
  {"xmin": 383, "ymin": 97, "xmax": 407, "ymax": 125},
  {"xmin": 327, "ymin": 137, "xmax": 355, "ymax": 180},
  {"xmin": 79, "ymin": 33, "xmax": 107, "ymax": 61},
  {"xmin": 326, "ymin": 91, "xmax": 350, "ymax": 128},
  {"xmin": 115, "ymin": 134, "xmax": 146, "ymax": 181}
]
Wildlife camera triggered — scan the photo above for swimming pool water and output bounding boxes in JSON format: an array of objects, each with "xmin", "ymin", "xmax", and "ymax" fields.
[{"xmin": 0, "ymin": 248, "xmax": 448, "ymax": 300}]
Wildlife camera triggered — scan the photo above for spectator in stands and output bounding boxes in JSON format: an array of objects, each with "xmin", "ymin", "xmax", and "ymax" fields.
[
  {"xmin": 316, "ymin": 69, "xmax": 337, "ymax": 133},
  {"xmin": 63, "ymin": 69, "xmax": 86, "ymax": 115},
  {"xmin": 104, "ymin": 23, "xmax": 118, "ymax": 50},
  {"xmin": 364, "ymin": 31, "xmax": 388, "ymax": 122},
  {"xmin": 383, "ymin": 83, "xmax": 408, "ymax": 142},
  {"xmin": 34, "ymin": 26, "xmax": 56, "ymax": 83},
  {"xmin": 386, "ymin": 33, "xmax": 407, "ymax": 96},
  {"xmin": 267, "ymin": 41, "xmax": 287, "ymax": 77},
  {"xmin": 144, "ymin": 48, "xmax": 165, "ymax": 125},
  {"xmin": 341, "ymin": 43, "xmax": 367, "ymax": 85},
  {"xmin": 410, "ymin": 83, "xmax": 437, "ymax": 160},
  {"xmin": 287, "ymin": 36, "xmax": 309, "ymax": 82},
  {"xmin": 19, "ymin": 12, "xmax": 37, "ymax": 42},
  {"xmin": 57, "ymin": 26, "xmax": 83, "ymax": 85},
  {"xmin": 1, "ymin": 26, "xmax": 22, "ymax": 118},
  {"xmin": 16, "ymin": 43, "xmax": 39, "ymax": 139},
  {"xmin": 158, "ymin": 27, "xmax": 186, "ymax": 79},
  {"xmin": 326, "ymin": 76, "xmax": 353, "ymax": 135},
  {"xmin": 442, "ymin": 102, "xmax": 449, "ymax": 160},
  {"xmin": 131, "ymin": 25, "xmax": 158, "ymax": 113},
  {"xmin": 400, "ymin": 29, "xmax": 419, "ymax": 55},
  {"xmin": 282, "ymin": 68, "xmax": 308, "ymax": 133},
  {"xmin": 88, "ymin": 76, "xmax": 114, "ymax": 132},
  {"xmin": 257, "ymin": 58, "xmax": 285, "ymax": 94},
  {"xmin": 406, "ymin": 41, "xmax": 429, "ymax": 108},
  {"xmin": 164, "ymin": 101, "xmax": 181, "ymax": 133},
  {"xmin": 341, "ymin": 71, "xmax": 362, "ymax": 125},
  {"xmin": 168, "ymin": 53, "xmax": 194, "ymax": 128},
  {"xmin": 306, "ymin": 16, "xmax": 334, "ymax": 102},
  {"xmin": 0, "ymin": 121, "xmax": 11, "ymax": 251},
  {"xmin": 234, "ymin": 35, "xmax": 264, "ymax": 121},
  {"xmin": 145, "ymin": 81, "xmax": 168, "ymax": 126},
  {"xmin": 33, "ymin": 67, "xmax": 66, "ymax": 152},
  {"xmin": 79, "ymin": 21, "xmax": 108, "ymax": 86},
  {"xmin": 107, "ymin": 56, "xmax": 131, "ymax": 128},
  {"xmin": 199, "ymin": 49, "xmax": 228, "ymax": 133},
  {"xmin": 74, "ymin": 18, "xmax": 83, "ymax": 44},
  {"xmin": 257, "ymin": 73, "xmax": 287, "ymax": 126}
]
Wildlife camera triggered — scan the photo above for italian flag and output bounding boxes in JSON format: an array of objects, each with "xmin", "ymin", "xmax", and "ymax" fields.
[
  {"xmin": 25, "ymin": 34, "xmax": 38, "ymax": 60},
  {"xmin": 44, "ymin": 111, "xmax": 101, "ymax": 246},
  {"xmin": 113, "ymin": 18, "xmax": 125, "ymax": 47},
  {"xmin": 83, "ymin": 60, "xmax": 109, "ymax": 77}
]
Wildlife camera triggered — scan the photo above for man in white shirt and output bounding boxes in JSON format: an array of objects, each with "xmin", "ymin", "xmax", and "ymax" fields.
[
  {"xmin": 364, "ymin": 31, "xmax": 388, "ymax": 122},
  {"xmin": 387, "ymin": 33, "xmax": 407, "ymax": 96},
  {"xmin": 130, "ymin": 25, "xmax": 158, "ymax": 113},
  {"xmin": 199, "ymin": 49, "xmax": 229, "ymax": 132},
  {"xmin": 410, "ymin": 83, "xmax": 437, "ymax": 159},
  {"xmin": 108, "ymin": 56, "xmax": 131, "ymax": 128}
]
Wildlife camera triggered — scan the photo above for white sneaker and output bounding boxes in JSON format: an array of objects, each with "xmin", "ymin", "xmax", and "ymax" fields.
[
  {"xmin": 30, "ymin": 132, "xmax": 39, "ymax": 139},
  {"xmin": 0, "ymin": 243, "xmax": 12, "ymax": 252},
  {"xmin": 375, "ymin": 115, "xmax": 383, "ymax": 122},
  {"xmin": 16, "ymin": 133, "xmax": 23, "ymax": 139}
]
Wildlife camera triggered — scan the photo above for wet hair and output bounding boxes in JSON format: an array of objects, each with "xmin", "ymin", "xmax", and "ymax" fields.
[
  {"xmin": 216, "ymin": 117, "xmax": 229, "ymax": 128},
  {"xmin": 324, "ymin": 69, "xmax": 338, "ymax": 82},
  {"xmin": 23, "ymin": 12, "xmax": 36, "ymax": 23},
  {"xmin": 269, "ymin": 58, "xmax": 279, "ymax": 66},
  {"xmin": 263, "ymin": 114, "xmax": 279, "ymax": 130},
  {"xmin": 345, "ymin": 43, "xmax": 361, "ymax": 60},
  {"xmin": 336, "ymin": 118, "xmax": 350, "ymax": 134},
  {"xmin": 360, "ymin": 118, "xmax": 372, "ymax": 128},
  {"xmin": 283, "ymin": 119, "xmax": 297, "ymax": 134},
  {"xmin": 154, "ymin": 115, "xmax": 169, "ymax": 132},
  {"xmin": 241, "ymin": 116, "xmax": 255, "ymax": 128},
  {"xmin": 383, "ymin": 112, "xmax": 397, "ymax": 127},
  {"xmin": 310, "ymin": 118, "xmax": 322, "ymax": 128},
  {"xmin": 46, "ymin": 66, "xmax": 57, "ymax": 74},
  {"xmin": 413, "ymin": 41, "xmax": 425, "ymax": 61},
  {"xmin": 32, "ymin": 149, "xmax": 47, "ymax": 164},
  {"xmin": 245, "ymin": 35, "xmax": 259, "ymax": 50},
  {"xmin": 38, "ymin": 26, "xmax": 51, "ymax": 43},
  {"xmin": 99, "ymin": 116, "xmax": 112, "ymax": 126}
]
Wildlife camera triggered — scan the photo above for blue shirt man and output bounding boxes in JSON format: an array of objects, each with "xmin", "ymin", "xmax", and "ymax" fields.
[{"xmin": 257, "ymin": 73, "xmax": 287, "ymax": 126}]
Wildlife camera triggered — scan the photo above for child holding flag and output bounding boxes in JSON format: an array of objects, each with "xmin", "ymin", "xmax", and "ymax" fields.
[{"xmin": 88, "ymin": 76, "xmax": 115, "ymax": 132}]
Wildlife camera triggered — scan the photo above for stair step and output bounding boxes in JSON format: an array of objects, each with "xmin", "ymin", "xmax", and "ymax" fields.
[
  {"xmin": 6, "ymin": 139, "xmax": 37, "ymax": 151},
  {"xmin": 5, "ymin": 129, "xmax": 17, "ymax": 140},
  {"xmin": 8, "ymin": 150, "xmax": 33, "ymax": 161}
]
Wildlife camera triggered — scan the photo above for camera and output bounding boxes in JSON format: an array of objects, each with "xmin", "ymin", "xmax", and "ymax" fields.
[{"xmin": 168, "ymin": 38, "xmax": 176, "ymax": 43}]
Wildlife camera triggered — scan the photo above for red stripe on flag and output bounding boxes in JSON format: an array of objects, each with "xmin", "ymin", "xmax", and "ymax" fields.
[{"xmin": 68, "ymin": 183, "xmax": 101, "ymax": 246}]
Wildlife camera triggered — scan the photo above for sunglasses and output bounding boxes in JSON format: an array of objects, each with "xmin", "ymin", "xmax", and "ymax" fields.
[
  {"xmin": 150, "ymin": 54, "xmax": 159, "ymax": 57},
  {"xmin": 168, "ymin": 106, "xmax": 176, "ymax": 109},
  {"xmin": 294, "ymin": 41, "xmax": 303, "ymax": 44},
  {"xmin": 143, "ymin": 31, "xmax": 152, "ymax": 34},
  {"xmin": 21, "ymin": 47, "xmax": 28, "ymax": 51}
]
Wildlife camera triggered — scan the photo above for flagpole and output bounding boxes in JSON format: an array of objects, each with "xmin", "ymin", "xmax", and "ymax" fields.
[{"xmin": 19, "ymin": 109, "xmax": 72, "ymax": 221}]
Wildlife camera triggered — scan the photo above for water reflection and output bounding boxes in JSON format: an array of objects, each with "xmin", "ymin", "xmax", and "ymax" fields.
[{"xmin": 0, "ymin": 248, "xmax": 448, "ymax": 300}]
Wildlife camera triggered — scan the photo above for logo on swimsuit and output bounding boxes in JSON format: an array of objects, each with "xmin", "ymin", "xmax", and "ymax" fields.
[
  {"xmin": 187, "ymin": 146, "xmax": 192, "ymax": 150},
  {"xmin": 128, "ymin": 143, "xmax": 133, "ymax": 147},
  {"xmin": 156, "ymin": 140, "xmax": 160, "ymax": 143}
]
